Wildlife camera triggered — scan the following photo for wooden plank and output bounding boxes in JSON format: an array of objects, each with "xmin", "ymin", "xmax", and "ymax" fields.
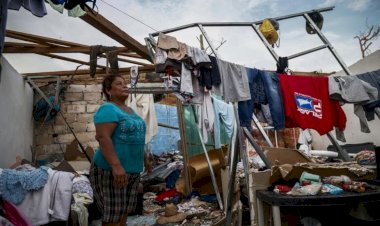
[
  {"xmin": 80, "ymin": 12, "xmax": 152, "ymax": 61},
  {"xmin": 23, "ymin": 65, "xmax": 155, "ymax": 77},
  {"xmin": 4, "ymin": 45, "xmax": 130, "ymax": 54},
  {"xmin": 30, "ymin": 72, "xmax": 162, "ymax": 84},
  {"xmin": 6, "ymin": 30, "xmax": 141, "ymax": 56},
  {"xmin": 38, "ymin": 53, "xmax": 106, "ymax": 69},
  {"xmin": 6, "ymin": 30, "xmax": 86, "ymax": 47}
]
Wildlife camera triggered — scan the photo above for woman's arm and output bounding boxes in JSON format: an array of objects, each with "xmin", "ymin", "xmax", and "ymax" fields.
[{"xmin": 95, "ymin": 123, "xmax": 127, "ymax": 187}]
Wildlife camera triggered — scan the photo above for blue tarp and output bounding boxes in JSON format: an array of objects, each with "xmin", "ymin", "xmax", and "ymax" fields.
[{"xmin": 149, "ymin": 104, "xmax": 180, "ymax": 155}]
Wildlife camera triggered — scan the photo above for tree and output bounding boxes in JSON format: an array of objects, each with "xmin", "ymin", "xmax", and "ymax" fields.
[{"xmin": 354, "ymin": 24, "xmax": 380, "ymax": 58}]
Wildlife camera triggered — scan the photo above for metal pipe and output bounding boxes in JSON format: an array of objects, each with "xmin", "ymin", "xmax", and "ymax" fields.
[
  {"xmin": 251, "ymin": 24, "xmax": 279, "ymax": 61},
  {"xmin": 251, "ymin": 114, "xmax": 274, "ymax": 147},
  {"xmin": 150, "ymin": 6, "xmax": 335, "ymax": 36},
  {"xmin": 243, "ymin": 127, "xmax": 272, "ymax": 168},
  {"xmin": 326, "ymin": 133, "xmax": 351, "ymax": 162},
  {"xmin": 303, "ymin": 13, "xmax": 351, "ymax": 75},
  {"xmin": 287, "ymin": 44, "xmax": 329, "ymax": 60},
  {"xmin": 158, "ymin": 122, "xmax": 179, "ymax": 130},
  {"xmin": 197, "ymin": 24, "xmax": 219, "ymax": 57}
]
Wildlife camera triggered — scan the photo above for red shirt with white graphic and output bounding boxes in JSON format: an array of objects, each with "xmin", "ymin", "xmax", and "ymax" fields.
[{"xmin": 279, "ymin": 74, "xmax": 346, "ymax": 135}]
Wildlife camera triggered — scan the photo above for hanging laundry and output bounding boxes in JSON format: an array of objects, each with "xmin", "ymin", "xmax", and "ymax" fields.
[
  {"xmin": 356, "ymin": 69, "xmax": 380, "ymax": 128},
  {"xmin": 180, "ymin": 63, "xmax": 194, "ymax": 98},
  {"xmin": 279, "ymin": 74, "xmax": 346, "ymax": 137},
  {"xmin": 329, "ymin": 74, "xmax": 378, "ymax": 133},
  {"xmin": 190, "ymin": 73, "xmax": 204, "ymax": 104},
  {"xmin": 197, "ymin": 92, "xmax": 215, "ymax": 143},
  {"xmin": 157, "ymin": 33, "xmax": 179, "ymax": 50},
  {"xmin": 89, "ymin": 45, "xmax": 119, "ymax": 77},
  {"xmin": 46, "ymin": 0, "xmax": 64, "ymax": 13},
  {"xmin": 276, "ymin": 57, "xmax": 288, "ymax": 73},
  {"xmin": 186, "ymin": 45, "xmax": 211, "ymax": 66},
  {"xmin": 216, "ymin": 59, "xmax": 251, "ymax": 102},
  {"xmin": 199, "ymin": 56, "xmax": 221, "ymax": 91},
  {"xmin": 154, "ymin": 47, "xmax": 168, "ymax": 64},
  {"xmin": 67, "ymin": 4, "xmax": 86, "ymax": 17},
  {"xmin": 167, "ymin": 42, "xmax": 187, "ymax": 60},
  {"xmin": 212, "ymin": 97, "xmax": 235, "ymax": 149},
  {"xmin": 8, "ymin": 0, "xmax": 47, "ymax": 17},
  {"xmin": 126, "ymin": 94, "xmax": 159, "ymax": 144},
  {"xmin": 261, "ymin": 71, "xmax": 285, "ymax": 129},
  {"xmin": 238, "ymin": 68, "xmax": 267, "ymax": 129},
  {"xmin": 157, "ymin": 33, "xmax": 187, "ymax": 61},
  {"xmin": 329, "ymin": 75, "xmax": 377, "ymax": 104}
]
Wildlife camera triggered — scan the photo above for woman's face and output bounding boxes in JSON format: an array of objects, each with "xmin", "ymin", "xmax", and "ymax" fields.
[{"xmin": 107, "ymin": 76, "xmax": 129, "ymax": 100}]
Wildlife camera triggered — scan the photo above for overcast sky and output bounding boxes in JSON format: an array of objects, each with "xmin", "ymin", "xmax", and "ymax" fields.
[{"xmin": 5, "ymin": 0, "xmax": 380, "ymax": 74}]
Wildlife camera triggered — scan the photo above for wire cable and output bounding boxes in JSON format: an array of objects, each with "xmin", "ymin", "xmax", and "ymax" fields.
[{"xmin": 100, "ymin": 0, "xmax": 158, "ymax": 32}]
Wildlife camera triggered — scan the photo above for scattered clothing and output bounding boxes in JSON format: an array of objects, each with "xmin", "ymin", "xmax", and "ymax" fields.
[
  {"xmin": 0, "ymin": 167, "xmax": 49, "ymax": 205},
  {"xmin": 17, "ymin": 169, "xmax": 74, "ymax": 226},
  {"xmin": 354, "ymin": 150, "xmax": 376, "ymax": 166},
  {"xmin": 72, "ymin": 175, "xmax": 93, "ymax": 198},
  {"xmin": 155, "ymin": 188, "xmax": 179, "ymax": 202},
  {"xmin": 3, "ymin": 200, "xmax": 33, "ymax": 226},
  {"xmin": 165, "ymin": 169, "xmax": 180, "ymax": 188},
  {"xmin": 279, "ymin": 74, "xmax": 346, "ymax": 138}
]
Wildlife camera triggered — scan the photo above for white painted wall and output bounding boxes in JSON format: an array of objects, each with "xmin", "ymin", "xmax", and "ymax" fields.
[
  {"xmin": 312, "ymin": 50, "xmax": 380, "ymax": 149},
  {"xmin": 0, "ymin": 57, "xmax": 34, "ymax": 168}
]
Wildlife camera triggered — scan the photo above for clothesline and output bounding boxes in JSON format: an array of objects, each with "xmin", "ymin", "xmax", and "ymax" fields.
[{"xmin": 152, "ymin": 32, "xmax": 380, "ymax": 145}]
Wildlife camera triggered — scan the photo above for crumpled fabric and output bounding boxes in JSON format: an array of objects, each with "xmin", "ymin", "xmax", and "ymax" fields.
[{"xmin": 0, "ymin": 167, "xmax": 49, "ymax": 205}]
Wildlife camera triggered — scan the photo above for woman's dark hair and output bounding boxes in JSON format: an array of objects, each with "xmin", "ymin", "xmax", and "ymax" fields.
[{"xmin": 102, "ymin": 75, "xmax": 122, "ymax": 101}]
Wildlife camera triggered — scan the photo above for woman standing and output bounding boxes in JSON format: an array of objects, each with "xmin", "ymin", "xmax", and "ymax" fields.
[{"xmin": 90, "ymin": 75, "xmax": 152, "ymax": 226}]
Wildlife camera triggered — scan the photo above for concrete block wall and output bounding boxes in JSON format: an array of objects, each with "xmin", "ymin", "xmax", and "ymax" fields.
[{"xmin": 34, "ymin": 84, "xmax": 103, "ymax": 161}]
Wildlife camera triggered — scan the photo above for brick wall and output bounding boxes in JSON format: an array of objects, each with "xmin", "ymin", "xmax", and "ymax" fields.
[
  {"xmin": 34, "ymin": 84, "xmax": 103, "ymax": 162},
  {"xmin": 252, "ymin": 128, "xmax": 300, "ymax": 149}
]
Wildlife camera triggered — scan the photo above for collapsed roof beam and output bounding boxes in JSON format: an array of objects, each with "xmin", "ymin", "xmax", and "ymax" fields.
[
  {"xmin": 3, "ymin": 44, "xmax": 128, "ymax": 54},
  {"xmin": 5, "ymin": 30, "xmax": 143, "ymax": 59},
  {"xmin": 38, "ymin": 53, "xmax": 106, "ymax": 69},
  {"xmin": 23, "ymin": 64, "xmax": 155, "ymax": 77},
  {"xmin": 80, "ymin": 12, "xmax": 152, "ymax": 62}
]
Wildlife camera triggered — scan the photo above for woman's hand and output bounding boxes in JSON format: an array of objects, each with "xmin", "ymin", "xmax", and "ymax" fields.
[{"xmin": 111, "ymin": 164, "xmax": 128, "ymax": 188}]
